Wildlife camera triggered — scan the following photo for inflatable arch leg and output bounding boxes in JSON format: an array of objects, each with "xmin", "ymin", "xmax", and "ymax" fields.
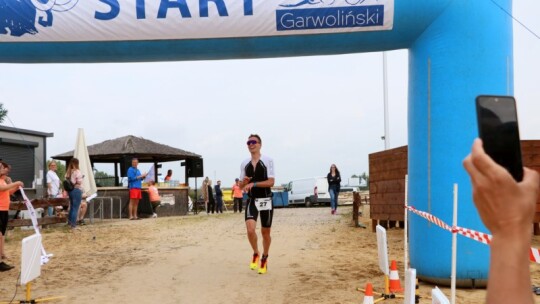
[{"xmin": 408, "ymin": 0, "xmax": 513, "ymax": 286}]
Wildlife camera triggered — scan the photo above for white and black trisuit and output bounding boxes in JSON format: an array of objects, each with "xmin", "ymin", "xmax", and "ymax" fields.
[{"xmin": 239, "ymin": 155, "xmax": 275, "ymax": 228}]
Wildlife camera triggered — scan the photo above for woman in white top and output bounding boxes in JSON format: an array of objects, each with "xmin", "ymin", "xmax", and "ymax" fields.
[
  {"xmin": 47, "ymin": 161, "xmax": 61, "ymax": 198},
  {"xmin": 46, "ymin": 161, "xmax": 61, "ymax": 216}
]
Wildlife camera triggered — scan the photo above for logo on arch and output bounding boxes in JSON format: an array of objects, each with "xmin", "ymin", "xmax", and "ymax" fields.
[
  {"xmin": 279, "ymin": 0, "xmax": 367, "ymax": 8},
  {"xmin": 0, "ymin": 0, "xmax": 79, "ymax": 37},
  {"xmin": 276, "ymin": 0, "xmax": 388, "ymax": 32}
]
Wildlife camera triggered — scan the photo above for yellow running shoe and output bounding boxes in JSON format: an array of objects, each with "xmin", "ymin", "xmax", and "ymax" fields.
[
  {"xmin": 250, "ymin": 253, "xmax": 259, "ymax": 270},
  {"xmin": 258, "ymin": 256, "xmax": 268, "ymax": 274}
]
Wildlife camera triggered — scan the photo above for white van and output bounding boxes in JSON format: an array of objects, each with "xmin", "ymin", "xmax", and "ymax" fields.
[{"xmin": 286, "ymin": 177, "xmax": 331, "ymax": 207}]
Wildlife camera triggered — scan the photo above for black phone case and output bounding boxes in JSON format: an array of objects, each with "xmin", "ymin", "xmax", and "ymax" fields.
[{"xmin": 475, "ymin": 95, "xmax": 524, "ymax": 182}]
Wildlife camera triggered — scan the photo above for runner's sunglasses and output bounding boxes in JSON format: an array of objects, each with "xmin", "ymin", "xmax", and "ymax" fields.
[{"xmin": 246, "ymin": 140, "xmax": 259, "ymax": 145}]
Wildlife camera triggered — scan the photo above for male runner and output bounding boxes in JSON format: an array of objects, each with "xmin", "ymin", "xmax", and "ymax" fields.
[{"xmin": 240, "ymin": 134, "xmax": 275, "ymax": 274}]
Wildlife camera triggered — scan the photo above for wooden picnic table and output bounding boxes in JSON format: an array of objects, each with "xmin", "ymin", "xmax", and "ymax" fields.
[{"xmin": 8, "ymin": 198, "xmax": 70, "ymax": 228}]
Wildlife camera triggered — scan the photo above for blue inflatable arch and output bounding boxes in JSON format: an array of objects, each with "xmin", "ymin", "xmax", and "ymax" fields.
[{"xmin": 1, "ymin": 0, "xmax": 513, "ymax": 285}]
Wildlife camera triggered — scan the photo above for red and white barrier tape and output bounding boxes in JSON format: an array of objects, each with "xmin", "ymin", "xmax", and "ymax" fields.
[
  {"xmin": 405, "ymin": 205, "xmax": 452, "ymax": 232},
  {"xmin": 405, "ymin": 205, "xmax": 540, "ymax": 264},
  {"xmin": 19, "ymin": 187, "xmax": 53, "ymax": 265},
  {"xmin": 452, "ymin": 226, "xmax": 492, "ymax": 245}
]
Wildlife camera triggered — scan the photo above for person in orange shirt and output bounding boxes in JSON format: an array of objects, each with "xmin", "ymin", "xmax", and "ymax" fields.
[
  {"xmin": 147, "ymin": 180, "xmax": 161, "ymax": 218},
  {"xmin": 231, "ymin": 178, "xmax": 244, "ymax": 213},
  {"xmin": 0, "ymin": 161, "xmax": 24, "ymax": 271}
]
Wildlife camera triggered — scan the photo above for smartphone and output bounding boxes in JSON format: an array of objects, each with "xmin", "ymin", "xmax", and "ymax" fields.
[{"xmin": 476, "ymin": 95, "xmax": 523, "ymax": 181}]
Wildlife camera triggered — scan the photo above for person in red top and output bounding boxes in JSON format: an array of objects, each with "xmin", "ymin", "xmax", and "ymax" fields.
[
  {"xmin": 0, "ymin": 161, "xmax": 24, "ymax": 271},
  {"xmin": 231, "ymin": 178, "xmax": 244, "ymax": 213}
]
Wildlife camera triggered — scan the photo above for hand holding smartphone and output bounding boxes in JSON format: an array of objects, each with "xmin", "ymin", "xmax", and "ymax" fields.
[{"xmin": 475, "ymin": 95, "xmax": 524, "ymax": 181}]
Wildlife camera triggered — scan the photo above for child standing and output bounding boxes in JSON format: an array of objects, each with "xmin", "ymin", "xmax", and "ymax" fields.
[{"xmin": 147, "ymin": 181, "xmax": 161, "ymax": 218}]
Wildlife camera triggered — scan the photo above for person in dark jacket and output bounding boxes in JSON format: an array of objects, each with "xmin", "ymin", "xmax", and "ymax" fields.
[
  {"xmin": 327, "ymin": 164, "xmax": 341, "ymax": 215},
  {"xmin": 214, "ymin": 180, "xmax": 224, "ymax": 213}
]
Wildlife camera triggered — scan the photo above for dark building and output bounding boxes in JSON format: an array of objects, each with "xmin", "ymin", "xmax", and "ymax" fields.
[{"xmin": 0, "ymin": 126, "xmax": 53, "ymax": 187}]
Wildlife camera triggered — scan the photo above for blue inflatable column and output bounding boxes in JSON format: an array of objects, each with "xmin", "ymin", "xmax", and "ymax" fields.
[{"xmin": 407, "ymin": 0, "xmax": 513, "ymax": 285}]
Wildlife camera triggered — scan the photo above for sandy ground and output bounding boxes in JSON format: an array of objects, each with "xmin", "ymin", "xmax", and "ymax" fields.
[{"xmin": 1, "ymin": 206, "xmax": 540, "ymax": 303}]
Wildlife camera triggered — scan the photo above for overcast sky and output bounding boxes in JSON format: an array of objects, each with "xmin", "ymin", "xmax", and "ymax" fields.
[{"xmin": 1, "ymin": 1, "xmax": 539, "ymax": 188}]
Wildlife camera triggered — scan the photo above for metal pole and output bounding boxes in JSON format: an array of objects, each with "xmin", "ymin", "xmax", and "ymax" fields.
[
  {"xmin": 383, "ymin": 51, "xmax": 390, "ymax": 150},
  {"xmin": 184, "ymin": 162, "xmax": 189, "ymax": 186},
  {"xmin": 194, "ymin": 177, "xmax": 198, "ymax": 214},
  {"xmin": 451, "ymin": 183, "xmax": 458, "ymax": 304},
  {"xmin": 153, "ymin": 161, "xmax": 158, "ymax": 183},
  {"xmin": 404, "ymin": 174, "xmax": 409, "ymax": 272},
  {"xmin": 114, "ymin": 162, "xmax": 119, "ymax": 186}
]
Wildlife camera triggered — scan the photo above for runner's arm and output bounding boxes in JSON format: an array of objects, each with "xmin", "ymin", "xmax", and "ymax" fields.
[{"xmin": 244, "ymin": 177, "xmax": 274, "ymax": 192}]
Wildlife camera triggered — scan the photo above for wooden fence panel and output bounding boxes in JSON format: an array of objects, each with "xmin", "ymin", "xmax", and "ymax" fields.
[
  {"xmin": 367, "ymin": 141, "xmax": 540, "ymax": 234},
  {"xmin": 369, "ymin": 146, "xmax": 407, "ymax": 231}
]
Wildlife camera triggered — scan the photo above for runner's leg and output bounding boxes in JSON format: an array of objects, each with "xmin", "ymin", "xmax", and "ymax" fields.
[
  {"xmin": 261, "ymin": 227, "xmax": 271, "ymax": 256},
  {"xmin": 246, "ymin": 219, "xmax": 258, "ymax": 253}
]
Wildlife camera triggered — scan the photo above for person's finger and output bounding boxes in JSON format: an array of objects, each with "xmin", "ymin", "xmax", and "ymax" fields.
[
  {"xmin": 470, "ymin": 138, "xmax": 506, "ymax": 178},
  {"xmin": 463, "ymin": 143, "xmax": 485, "ymax": 186},
  {"xmin": 463, "ymin": 156, "xmax": 481, "ymax": 187},
  {"xmin": 463, "ymin": 154, "xmax": 477, "ymax": 177}
]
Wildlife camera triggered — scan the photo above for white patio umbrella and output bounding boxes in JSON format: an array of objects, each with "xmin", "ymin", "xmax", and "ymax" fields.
[{"xmin": 74, "ymin": 128, "xmax": 97, "ymax": 201}]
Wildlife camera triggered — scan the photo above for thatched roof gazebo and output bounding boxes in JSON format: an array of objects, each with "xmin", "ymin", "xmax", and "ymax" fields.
[{"xmin": 52, "ymin": 135, "xmax": 201, "ymax": 186}]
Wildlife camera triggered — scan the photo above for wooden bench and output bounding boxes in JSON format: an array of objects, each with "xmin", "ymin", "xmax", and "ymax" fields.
[{"xmin": 8, "ymin": 198, "xmax": 70, "ymax": 228}]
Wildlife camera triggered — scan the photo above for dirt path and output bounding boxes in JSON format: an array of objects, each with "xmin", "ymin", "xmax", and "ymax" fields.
[{"xmin": 2, "ymin": 206, "xmax": 539, "ymax": 303}]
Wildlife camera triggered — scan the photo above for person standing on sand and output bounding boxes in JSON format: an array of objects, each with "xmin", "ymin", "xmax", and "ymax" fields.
[
  {"xmin": 127, "ymin": 158, "xmax": 147, "ymax": 220},
  {"xmin": 47, "ymin": 161, "xmax": 61, "ymax": 198},
  {"xmin": 46, "ymin": 161, "xmax": 61, "ymax": 216},
  {"xmin": 327, "ymin": 164, "xmax": 341, "ymax": 215},
  {"xmin": 231, "ymin": 178, "xmax": 243, "ymax": 213},
  {"xmin": 240, "ymin": 134, "xmax": 275, "ymax": 275},
  {"xmin": 0, "ymin": 161, "xmax": 24, "ymax": 271},
  {"xmin": 201, "ymin": 177, "xmax": 209, "ymax": 212},
  {"xmin": 66, "ymin": 158, "xmax": 85, "ymax": 230},
  {"xmin": 215, "ymin": 180, "xmax": 224, "ymax": 214},
  {"xmin": 202, "ymin": 178, "xmax": 215, "ymax": 214}
]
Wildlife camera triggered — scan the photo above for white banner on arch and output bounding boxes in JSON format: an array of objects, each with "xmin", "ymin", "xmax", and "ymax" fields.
[{"xmin": 0, "ymin": 0, "xmax": 394, "ymax": 42}]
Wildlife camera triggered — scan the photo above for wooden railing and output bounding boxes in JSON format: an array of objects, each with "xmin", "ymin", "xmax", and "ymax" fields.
[{"xmin": 352, "ymin": 192, "xmax": 369, "ymax": 228}]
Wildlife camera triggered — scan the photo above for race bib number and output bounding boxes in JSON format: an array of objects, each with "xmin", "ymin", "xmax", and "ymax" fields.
[{"xmin": 255, "ymin": 198, "xmax": 272, "ymax": 211}]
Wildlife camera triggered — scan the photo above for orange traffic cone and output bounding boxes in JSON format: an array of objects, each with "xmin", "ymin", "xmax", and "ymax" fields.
[
  {"xmin": 389, "ymin": 260, "xmax": 403, "ymax": 293},
  {"xmin": 362, "ymin": 282, "xmax": 374, "ymax": 304}
]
